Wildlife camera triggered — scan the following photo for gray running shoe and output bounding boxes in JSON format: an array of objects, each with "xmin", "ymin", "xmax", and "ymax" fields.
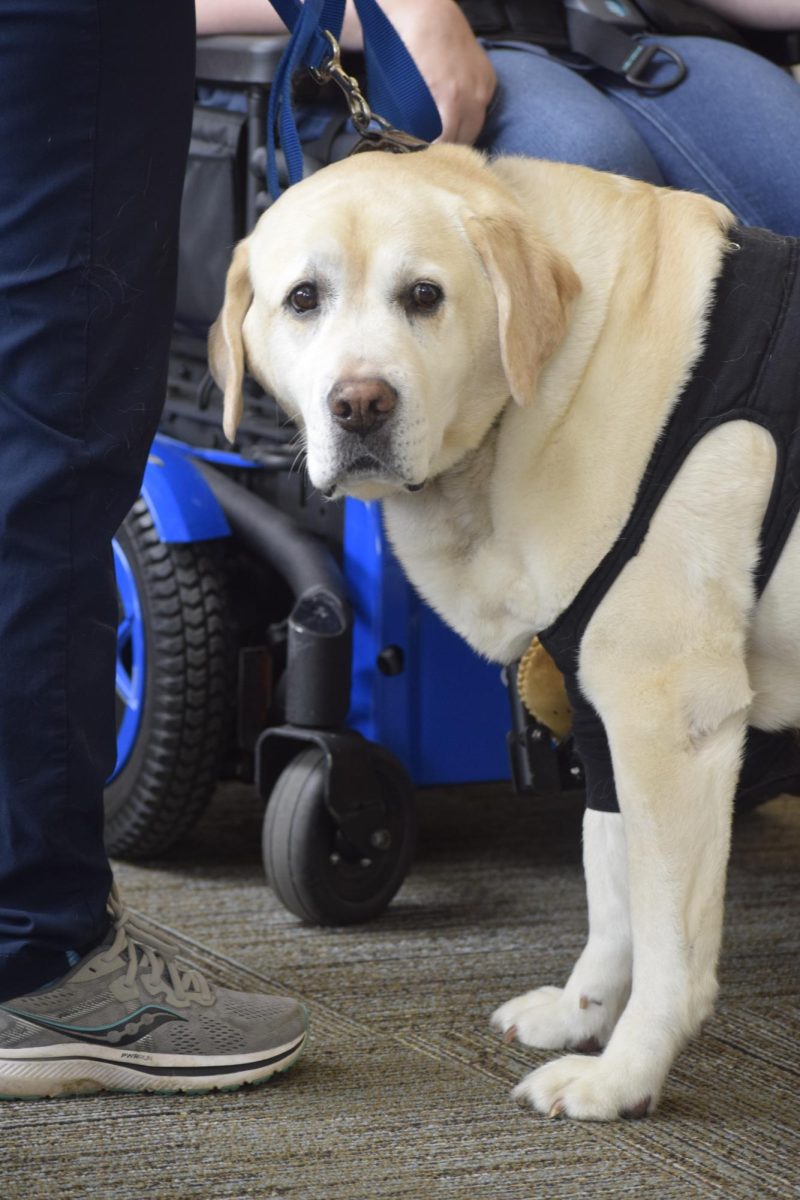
[{"xmin": 0, "ymin": 888, "xmax": 307, "ymax": 1099}]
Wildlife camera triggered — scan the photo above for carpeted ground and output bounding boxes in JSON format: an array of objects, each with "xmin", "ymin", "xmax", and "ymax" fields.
[{"xmin": 3, "ymin": 783, "xmax": 799, "ymax": 1199}]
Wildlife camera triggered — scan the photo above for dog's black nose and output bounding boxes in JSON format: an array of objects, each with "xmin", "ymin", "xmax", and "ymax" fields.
[{"xmin": 328, "ymin": 377, "xmax": 397, "ymax": 435}]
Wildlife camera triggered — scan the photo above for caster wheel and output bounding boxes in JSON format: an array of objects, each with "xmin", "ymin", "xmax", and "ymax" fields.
[{"xmin": 263, "ymin": 745, "xmax": 416, "ymax": 924}]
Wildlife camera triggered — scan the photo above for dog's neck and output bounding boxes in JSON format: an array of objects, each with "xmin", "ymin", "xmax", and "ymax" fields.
[{"xmin": 383, "ymin": 421, "xmax": 535, "ymax": 661}]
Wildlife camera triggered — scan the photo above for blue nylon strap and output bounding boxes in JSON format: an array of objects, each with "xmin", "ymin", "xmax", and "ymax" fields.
[
  {"xmin": 266, "ymin": 0, "xmax": 344, "ymax": 197},
  {"xmin": 267, "ymin": 0, "xmax": 342, "ymax": 71},
  {"xmin": 354, "ymin": 0, "xmax": 441, "ymax": 142},
  {"xmin": 265, "ymin": 0, "xmax": 441, "ymax": 197}
]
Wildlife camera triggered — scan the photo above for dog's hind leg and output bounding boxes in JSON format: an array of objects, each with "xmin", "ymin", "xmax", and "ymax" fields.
[{"xmin": 491, "ymin": 808, "xmax": 632, "ymax": 1053}]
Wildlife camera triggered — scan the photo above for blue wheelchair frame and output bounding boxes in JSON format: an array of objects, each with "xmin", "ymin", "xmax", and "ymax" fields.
[
  {"xmin": 112, "ymin": 432, "xmax": 512, "ymax": 790},
  {"xmin": 105, "ymin": 34, "xmax": 572, "ymax": 924}
]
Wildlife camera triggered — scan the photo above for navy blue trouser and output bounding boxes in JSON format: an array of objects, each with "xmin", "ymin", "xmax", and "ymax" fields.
[{"xmin": 0, "ymin": 1, "xmax": 195, "ymax": 1001}]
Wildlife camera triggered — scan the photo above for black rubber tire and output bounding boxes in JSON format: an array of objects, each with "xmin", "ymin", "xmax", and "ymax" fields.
[
  {"xmin": 104, "ymin": 498, "xmax": 234, "ymax": 859},
  {"xmin": 263, "ymin": 746, "xmax": 417, "ymax": 925}
]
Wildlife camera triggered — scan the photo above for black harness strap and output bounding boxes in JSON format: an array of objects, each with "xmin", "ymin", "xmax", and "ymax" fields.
[{"xmin": 538, "ymin": 225, "xmax": 800, "ymax": 812}]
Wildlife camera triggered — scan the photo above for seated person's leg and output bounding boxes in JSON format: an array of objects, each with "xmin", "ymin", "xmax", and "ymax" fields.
[
  {"xmin": 476, "ymin": 43, "xmax": 665, "ymax": 184},
  {"xmin": 597, "ymin": 36, "xmax": 800, "ymax": 236}
]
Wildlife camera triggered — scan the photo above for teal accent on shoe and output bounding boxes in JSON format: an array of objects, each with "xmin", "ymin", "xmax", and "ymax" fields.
[{"xmin": 1, "ymin": 1002, "xmax": 185, "ymax": 1040}]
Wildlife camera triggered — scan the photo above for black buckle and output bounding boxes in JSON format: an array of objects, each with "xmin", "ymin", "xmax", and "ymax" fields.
[{"xmin": 623, "ymin": 42, "xmax": 687, "ymax": 92}]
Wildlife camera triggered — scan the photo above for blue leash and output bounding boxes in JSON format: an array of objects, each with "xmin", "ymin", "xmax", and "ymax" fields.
[{"xmin": 264, "ymin": 0, "xmax": 441, "ymax": 197}]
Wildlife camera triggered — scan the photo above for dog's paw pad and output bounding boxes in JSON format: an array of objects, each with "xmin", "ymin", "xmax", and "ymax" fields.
[
  {"xmin": 571, "ymin": 1035, "xmax": 601, "ymax": 1054},
  {"xmin": 620, "ymin": 1096, "xmax": 651, "ymax": 1120}
]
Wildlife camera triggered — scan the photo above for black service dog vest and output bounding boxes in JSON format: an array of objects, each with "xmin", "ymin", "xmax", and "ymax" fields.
[{"xmin": 537, "ymin": 226, "xmax": 800, "ymax": 812}]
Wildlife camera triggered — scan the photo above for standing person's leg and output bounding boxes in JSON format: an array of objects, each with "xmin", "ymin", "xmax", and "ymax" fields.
[
  {"xmin": 597, "ymin": 36, "xmax": 800, "ymax": 236},
  {"xmin": 0, "ymin": 3, "xmax": 306, "ymax": 1099},
  {"xmin": 0, "ymin": 0, "xmax": 195, "ymax": 1001},
  {"xmin": 476, "ymin": 43, "xmax": 666, "ymax": 183}
]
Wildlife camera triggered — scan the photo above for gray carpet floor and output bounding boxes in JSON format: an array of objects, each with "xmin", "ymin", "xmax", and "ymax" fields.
[{"xmin": 3, "ymin": 783, "xmax": 799, "ymax": 1199}]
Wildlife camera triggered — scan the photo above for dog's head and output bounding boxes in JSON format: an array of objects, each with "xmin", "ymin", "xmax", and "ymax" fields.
[{"xmin": 210, "ymin": 145, "xmax": 579, "ymax": 500}]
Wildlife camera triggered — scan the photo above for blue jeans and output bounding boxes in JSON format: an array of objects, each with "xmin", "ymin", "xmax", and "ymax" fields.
[
  {"xmin": 0, "ymin": 0, "xmax": 195, "ymax": 1000},
  {"xmin": 477, "ymin": 37, "xmax": 800, "ymax": 237}
]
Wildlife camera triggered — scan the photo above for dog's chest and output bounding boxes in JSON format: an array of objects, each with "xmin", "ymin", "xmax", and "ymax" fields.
[{"xmin": 383, "ymin": 467, "xmax": 538, "ymax": 664}]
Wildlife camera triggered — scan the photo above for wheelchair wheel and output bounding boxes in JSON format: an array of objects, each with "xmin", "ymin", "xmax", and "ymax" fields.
[
  {"xmin": 105, "ymin": 497, "xmax": 234, "ymax": 858},
  {"xmin": 263, "ymin": 745, "xmax": 417, "ymax": 925}
]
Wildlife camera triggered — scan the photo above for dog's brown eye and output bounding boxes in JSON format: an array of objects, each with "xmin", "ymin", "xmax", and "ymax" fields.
[
  {"xmin": 410, "ymin": 281, "xmax": 443, "ymax": 312},
  {"xmin": 288, "ymin": 282, "xmax": 319, "ymax": 313}
]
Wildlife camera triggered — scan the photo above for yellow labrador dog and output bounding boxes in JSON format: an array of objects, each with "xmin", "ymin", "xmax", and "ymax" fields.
[{"xmin": 210, "ymin": 144, "xmax": 800, "ymax": 1121}]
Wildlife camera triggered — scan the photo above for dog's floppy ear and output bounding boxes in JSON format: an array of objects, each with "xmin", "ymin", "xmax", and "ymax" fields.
[
  {"xmin": 464, "ymin": 210, "xmax": 580, "ymax": 406},
  {"xmin": 209, "ymin": 238, "xmax": 253, "ymax": 442}
]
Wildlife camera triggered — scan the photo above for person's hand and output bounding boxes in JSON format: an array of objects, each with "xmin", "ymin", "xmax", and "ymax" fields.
[
  {"xmin": 367, "ymin": 0, "xmax": 497, "ymax": 144},
  {"xmin": 195, "ymin": 0, "xmax": 497, "ymax": 144}
]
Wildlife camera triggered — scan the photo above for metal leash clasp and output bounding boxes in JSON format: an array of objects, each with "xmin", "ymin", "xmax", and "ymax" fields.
[
  {"xmin": 310, "ymin": 30, "xmax": 374, "ymax": 134},
  {"xmin": 310, "ymin": 30, "xmax": 429, "ymax": 155}
]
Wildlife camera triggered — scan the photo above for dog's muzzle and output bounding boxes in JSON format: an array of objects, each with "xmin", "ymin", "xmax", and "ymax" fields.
[{"xmin": 320, "ymin": 377, "xmax": 426, "ymax": 497}]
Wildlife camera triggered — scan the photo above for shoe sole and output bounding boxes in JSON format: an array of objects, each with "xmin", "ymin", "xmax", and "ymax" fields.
[{"xmin": 0, "ymin": 1029, "xmax": 306, "ymax": 1100}]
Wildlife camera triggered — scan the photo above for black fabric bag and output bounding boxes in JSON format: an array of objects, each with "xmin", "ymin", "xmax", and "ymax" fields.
[
  {"xmin": 634, "ymin": 0, "xmax": 797, "ymax": 56},
  {"xmin": 459, "ymin": 0, "xmax": 571, "ymax": 49},
  {"xmin": 458, "ymin": 1, "xmax": 799, "ymax": 88},
  {"xmin": 458, "ymin": 0, "xmax": 742, "ymax": 44},
  {"xmin": 175, "ymin": 104, "xmax": 247, "ymax": 334},
  {"xmin": 615, "ymin": 0, "xmax": 742, "ymax": 40}
]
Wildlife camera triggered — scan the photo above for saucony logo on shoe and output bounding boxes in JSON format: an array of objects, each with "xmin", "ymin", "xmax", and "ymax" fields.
[{"xmin": 0, "ymin": 1003, "xmax": 187, "ymax": 1047}]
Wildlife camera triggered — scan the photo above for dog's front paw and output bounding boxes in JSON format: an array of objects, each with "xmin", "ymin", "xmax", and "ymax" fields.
[
  {"xmin": 513, "ymin": 1054, "xmax": 656, "ymax": 1122},
  {"xmin": 491, "ymin": 986, "xmax": 620, "ymax": 1053}
]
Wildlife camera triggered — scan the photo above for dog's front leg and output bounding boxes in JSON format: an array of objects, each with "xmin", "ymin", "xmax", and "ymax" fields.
[
  {"xmin": 492, "ymin": 807, "xmax": 632, "ymax": 1052},
  {"xmin": 515, "ymin": 661, "xmax": 747, "ymax": 1120}
]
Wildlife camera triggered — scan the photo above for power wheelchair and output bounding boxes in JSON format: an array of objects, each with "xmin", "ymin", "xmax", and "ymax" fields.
[{"xmin": 105, "ymin": 36, "xmax": 552, "ymax": 926}]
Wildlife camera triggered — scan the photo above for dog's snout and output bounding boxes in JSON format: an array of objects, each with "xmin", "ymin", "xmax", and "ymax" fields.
[{"xmin": 328, "ymin": 377, "xmax": 397, "ymax": 435}]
